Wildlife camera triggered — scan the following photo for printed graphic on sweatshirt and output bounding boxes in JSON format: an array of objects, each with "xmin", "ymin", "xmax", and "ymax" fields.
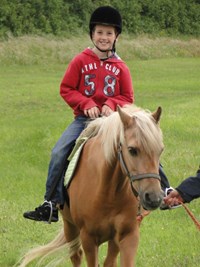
[
  {"xmin": 82, "ymin": 61, "xmax": 120, "ymax": 97},
  {"xmin": 84, "ymin": 74, "xmax": 116, "ymax": 96},
  {"xmin": 81, "ymin": 62, "xmax": 120, "ymax": 76}
]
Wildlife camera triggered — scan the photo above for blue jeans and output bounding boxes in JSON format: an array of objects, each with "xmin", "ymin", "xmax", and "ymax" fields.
[{"xmin": 44, "ymin": 116, "xmax": 88, "ymax": 205}]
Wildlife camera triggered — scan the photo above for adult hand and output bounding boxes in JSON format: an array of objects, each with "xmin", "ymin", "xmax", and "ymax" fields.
[
  {"xmin": 101, "ymin": 105, "xmax": 114, "ymax": 117},
  {"xmin": 164, "ymin": 189, "xmax": 184, "ymax": 207},
  {"xmin": 84, "ymin": 106, "xmax": 100, "ymax": 119}
]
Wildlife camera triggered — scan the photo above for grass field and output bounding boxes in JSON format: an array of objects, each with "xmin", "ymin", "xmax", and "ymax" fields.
[{"xmin": 0, "ymin": 36, "xmax": 200, "ymax": 266}]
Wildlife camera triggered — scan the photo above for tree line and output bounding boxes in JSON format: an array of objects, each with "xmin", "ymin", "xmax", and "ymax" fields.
[{"xmin": 0, "ymin": 0, "xmax": 199, "ymax": 37}]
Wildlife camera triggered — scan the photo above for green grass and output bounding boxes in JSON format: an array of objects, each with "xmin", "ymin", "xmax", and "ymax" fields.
[{"xmin": 0, "ymin": 39, "xmax": 200, "ymax": 266}]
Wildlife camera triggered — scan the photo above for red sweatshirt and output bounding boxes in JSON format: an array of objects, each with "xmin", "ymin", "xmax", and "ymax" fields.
[{"xmin": 60, "ymin": 48, "xmax": 134, "ymax": 117}]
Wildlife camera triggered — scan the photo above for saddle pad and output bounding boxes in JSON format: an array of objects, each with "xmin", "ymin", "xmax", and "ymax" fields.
[{"xmin": 64, "ymin": 136, "xmax": 88, "ymax": 188}]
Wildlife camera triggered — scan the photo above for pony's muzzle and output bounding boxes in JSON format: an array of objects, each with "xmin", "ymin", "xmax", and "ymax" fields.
[{"xmin": 142, "ymin": 190, "xmax": 164, "ymax": 210}]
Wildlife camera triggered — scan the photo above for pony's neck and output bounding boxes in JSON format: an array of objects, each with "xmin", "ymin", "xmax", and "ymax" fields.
[{"xmin": 98, "ymin": 157, "xmax": 129, "ymax": 196}]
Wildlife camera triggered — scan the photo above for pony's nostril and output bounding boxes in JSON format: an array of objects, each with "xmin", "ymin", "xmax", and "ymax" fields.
[{"xmin": 145, "ymin": 193, "xmax": 151, "ymax": 202}]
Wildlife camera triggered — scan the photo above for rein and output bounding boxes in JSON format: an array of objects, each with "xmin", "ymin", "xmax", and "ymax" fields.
[{"xmin": 118, "ymin": 144, "xmax": 161, "ymax": 197}]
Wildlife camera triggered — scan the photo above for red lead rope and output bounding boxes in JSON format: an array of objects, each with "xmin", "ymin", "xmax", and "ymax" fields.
[
  {"xmin": 137, "ymin": 203, "xmax": 200, "ymax": 231},
  {"xmin": 180, "ymin": 201, "xmax": 200, "ymax": 231}
]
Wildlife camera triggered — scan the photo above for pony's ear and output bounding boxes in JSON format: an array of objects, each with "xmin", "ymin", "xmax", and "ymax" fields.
[
  {"xmin": 152, "ymin": 106, "xmax": 162, "ymax": 123},
  {"xmin": 117, "ymin": 105, "xmax": 132, "ymax": 128}
]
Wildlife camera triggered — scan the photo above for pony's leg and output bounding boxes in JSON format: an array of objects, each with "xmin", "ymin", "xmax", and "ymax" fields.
[
  {"xmin": 70, "ymin": 248, "xmax": 83, "ymax": 267},
  {"xmin": 80, "ymin": 230, "xmax": 99, "ymax": 267},
  {"xmin": 119, "ymin": 228, "xmax": 139, "ymax": 267},
  {"xmin": 103, "ymin": 239, "xmax": 119, "ymax": 267},
  {"xmin": 61, "ymin": 204, "xmax": 83, "ymax": 267}
]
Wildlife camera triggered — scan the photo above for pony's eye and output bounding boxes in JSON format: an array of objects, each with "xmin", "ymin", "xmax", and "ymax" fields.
[{"xmin": 128, "ymin": 147, "xmax": 138, "ymax": 156}]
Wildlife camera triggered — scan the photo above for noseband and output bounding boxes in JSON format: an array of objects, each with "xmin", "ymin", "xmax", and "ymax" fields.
[{"xmin": 118, "ymin": 144, "xmax": 161, "ymax": 197}]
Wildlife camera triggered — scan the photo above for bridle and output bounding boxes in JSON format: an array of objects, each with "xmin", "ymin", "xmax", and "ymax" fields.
[{"xmin": 118, "ymin": 143, "xmax": 161, "ymax": 197}]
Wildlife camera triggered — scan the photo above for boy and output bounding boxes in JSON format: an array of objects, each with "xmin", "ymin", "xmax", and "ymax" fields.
[{"xmin": 23, "ymin": 6, "xmax": 134, "ymax": 223}]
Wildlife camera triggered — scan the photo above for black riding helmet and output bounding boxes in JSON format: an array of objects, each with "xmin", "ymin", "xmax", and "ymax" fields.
[
  {"xmin": 89, "ymin": 6, "xmax": 122, "ymax": 38},
  {"xmin": 89, "ymin": 6, "xmax": 122, "ymax": 53}
]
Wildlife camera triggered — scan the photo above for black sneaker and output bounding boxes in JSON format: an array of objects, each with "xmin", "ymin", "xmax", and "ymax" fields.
[
  {"xmin": 23, "ymin": 201, "xmax": 58, "ymax": 223},
  {"xmin": 160, "ymin": 187, "xmax": 182, "ymax": 210}
]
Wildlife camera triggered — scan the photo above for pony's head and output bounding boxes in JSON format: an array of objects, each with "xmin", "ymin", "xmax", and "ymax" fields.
[
  {"xmin": 80, "ymin": 105, "xmax": 164, "ymax": 210},
  {"xmin": 118, "ymin": 105, "xmax": 164, "ymax": 210}
]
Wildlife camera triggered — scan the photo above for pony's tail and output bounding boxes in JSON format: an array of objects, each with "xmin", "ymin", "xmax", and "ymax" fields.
[{"xmin": 17, "ymin": 229, "xmax": 81, "ymax": 267}]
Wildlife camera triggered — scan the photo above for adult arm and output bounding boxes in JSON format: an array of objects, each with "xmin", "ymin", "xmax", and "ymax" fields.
[
  {"xmin": 165, "ymin": 169, "xmax": 200, "ymax": 205},
  {"xmin": 176, "ymin": 171, "xmax": 200, "ymax": 202}
]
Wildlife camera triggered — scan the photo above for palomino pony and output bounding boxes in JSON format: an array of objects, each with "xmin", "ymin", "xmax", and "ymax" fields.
[{"xmin": 19, "ymin": 105, "xmax": 164, "ymax": 267}]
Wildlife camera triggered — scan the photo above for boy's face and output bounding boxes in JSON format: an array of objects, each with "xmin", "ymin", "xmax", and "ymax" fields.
[{"xmin": 92, "ymin": 25, "xmax": 118, "ymax": 51}]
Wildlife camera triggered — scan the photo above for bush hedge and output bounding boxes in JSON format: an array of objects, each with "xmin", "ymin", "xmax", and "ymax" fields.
[{"xmin": 0, "ymin": 0, "xmax": 199, "ymax": 37}]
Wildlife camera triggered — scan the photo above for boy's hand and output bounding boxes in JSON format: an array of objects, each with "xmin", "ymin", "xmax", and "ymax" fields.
[
  {"xmin": 84, "ymin": 106, "xmax": 100, "ymax": 119},
  {"xmin": 101, "ymin": 105, "xmax": 113, "ymax": 117}
]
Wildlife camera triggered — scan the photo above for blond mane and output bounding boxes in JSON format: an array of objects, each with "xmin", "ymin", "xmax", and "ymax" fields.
[{"xmin": 80, "ymin": 105, "xmax": 163, "ymax": 164}]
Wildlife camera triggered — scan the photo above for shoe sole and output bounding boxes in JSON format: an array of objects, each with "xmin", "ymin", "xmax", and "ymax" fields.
[{"xmin": 23, "ymin": 214, "xmax": 58, "ymax": 222}]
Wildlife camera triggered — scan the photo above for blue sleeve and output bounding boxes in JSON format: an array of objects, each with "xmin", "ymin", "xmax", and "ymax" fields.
[{"xmin": 176, "ymin": 170, "xmax": 200, "ymax": 203}]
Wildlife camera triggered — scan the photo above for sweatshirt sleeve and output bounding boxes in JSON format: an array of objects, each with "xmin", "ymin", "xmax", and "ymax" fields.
[
  {"xmin": 104, "ymin": 64, "xmax": 134, "ymax": 110},
  {"xmin": 176, "ymin": 171, "xmax": 200, "ymax": 203},
  {"xmin": 60, "ymin": 57, "xmax": 97, "ymax": 112}
]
